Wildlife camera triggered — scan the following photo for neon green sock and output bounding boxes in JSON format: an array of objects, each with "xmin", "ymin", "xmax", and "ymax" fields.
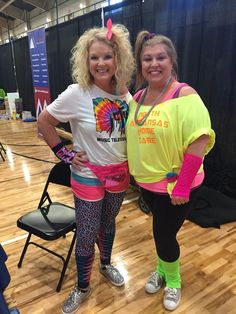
[
  {"xmin": 155, "ymin": 256, "xmax": 165, "ymax": 279},
  {"xmin": 160, "ymin": 257, "xmax": 181, "ymax": 288}
]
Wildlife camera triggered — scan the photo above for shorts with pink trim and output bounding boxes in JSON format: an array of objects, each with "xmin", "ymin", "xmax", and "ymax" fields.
[{"xmin": 71, "ymin": 172, "xmax": 130, "ymax": 201}]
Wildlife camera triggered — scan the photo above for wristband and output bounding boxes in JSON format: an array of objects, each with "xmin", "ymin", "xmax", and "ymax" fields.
[
  {"xmin": 171, "ymin": 153, "xmax": 202, "ymax": 198},
  {"xmin": 52, "ymin": 141, "xmax": 75, "ymax": 164}
]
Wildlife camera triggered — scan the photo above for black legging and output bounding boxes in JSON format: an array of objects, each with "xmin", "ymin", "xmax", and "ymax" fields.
[{"xmin": 141, "ymin": 188, "xmax": 199, "ymax": 262}]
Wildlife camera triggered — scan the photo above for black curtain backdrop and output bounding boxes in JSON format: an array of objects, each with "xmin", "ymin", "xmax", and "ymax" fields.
[
  {"xmin": 77, "ymin": 9, "xmax": 102, "ymax": 35},
  {"xmin": 46, "ymin": 10, "xmax": 102, "ymax": 132},
  {"xmin": 47, "ymin": 19, "xmax": 79, "ymax": 101},
  {"xmin": 47, "ymin": 9, "xmax": 102, "ymax": 102},
  {"xmin": 0, "ymin": 0, "xmax": 236, "ymax": 187},
  {"xmin": 104, "ymin": 0, "xmax": 142, "ymax": 45},
  {"xmin": 13, "ymin": 37, "xmax": 34, "ymax": 114},
  {"xmin": 0, "ymin": 42, "xmax": 17, "ymax": 93}
]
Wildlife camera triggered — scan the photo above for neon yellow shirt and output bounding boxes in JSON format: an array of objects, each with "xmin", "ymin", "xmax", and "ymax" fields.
[{"xmin": 126, "ymin": 94, "xmax": 215, "ymax": 185}]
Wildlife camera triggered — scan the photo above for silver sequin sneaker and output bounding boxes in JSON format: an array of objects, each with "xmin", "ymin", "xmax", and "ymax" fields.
[
  {"xmin": 145, "ymin": 272, "xmax": 164, "ymax": 294},
  {"xmin": 163, "ymin": 287, "xmax": 181, "ymax": 311},
  {"xmin": 100, "ymin": 264, "xmax": 125, "ymax": 286},
  {"xmin": 61, "ymin": 286, "xmax": 91, "ymax": 314}
]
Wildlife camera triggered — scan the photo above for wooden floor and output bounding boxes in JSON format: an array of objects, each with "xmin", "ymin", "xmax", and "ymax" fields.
[{"xmin": 1, "ymin": 119, "xmax": 236, "ymax": 314}]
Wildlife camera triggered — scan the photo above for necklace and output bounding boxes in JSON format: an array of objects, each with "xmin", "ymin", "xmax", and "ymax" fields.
[{"xmin": 134, "ymin": 77, "xmax": 173, "ymax": 126}]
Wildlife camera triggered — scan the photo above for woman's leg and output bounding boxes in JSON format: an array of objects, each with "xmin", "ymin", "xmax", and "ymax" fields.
[
  {"xmin": 156, "ymin": 256, "xmax": 165, "ymax": 279},
  {"xmin": 74, "ymin": 195, "xmax": 104, "ymax": 289},
  {"xmin": 62, "ymin": 195, "xmax": 104, "ymax": 314},
  {"xmin": 141, "ymin": 188, "xmax": 198, "ymax": 310},
  {"xmin": 141, "ymin": 188, "xmax": 198, "ymax": 286},
  {"xmin": 97, "ymin": 191, "xmax": 125, "ymax": 286},
  {"xmin": 97, "ymin": 191, "xmax": 125, "ymax": 265}
]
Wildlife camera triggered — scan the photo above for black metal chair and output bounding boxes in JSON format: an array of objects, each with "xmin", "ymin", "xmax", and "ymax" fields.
[
  {"xmin": 130, "ymin": 175, "xmax": 151, "ymax": 215},
  {"xmin": 17, "ymin": 161, "xmax": 76, "ymax": 292},
  {"xmin": 0, "ymin": 142, "xmax": 6, "ymax": 161}
]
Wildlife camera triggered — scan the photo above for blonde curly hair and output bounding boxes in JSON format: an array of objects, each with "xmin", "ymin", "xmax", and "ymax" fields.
[{"xmin": 71, "ymin": 24, "xmax": 135, "ymax": 92}]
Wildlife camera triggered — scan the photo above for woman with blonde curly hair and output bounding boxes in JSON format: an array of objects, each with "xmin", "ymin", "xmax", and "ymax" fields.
[
  {"xmin": 38, "ymin": 20, "xmax": 134, "ymax": 314},
  {"xmin": 71, "ymin": 23, "xmax": 134, "ymax": 91}
]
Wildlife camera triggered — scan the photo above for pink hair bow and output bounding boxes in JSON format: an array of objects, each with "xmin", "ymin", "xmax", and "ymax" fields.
[{"xmin": 106, "ymin": 18, "xmax": 113, "ymax": 40}]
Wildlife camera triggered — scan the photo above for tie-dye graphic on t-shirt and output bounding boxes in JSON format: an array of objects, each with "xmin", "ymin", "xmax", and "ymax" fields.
[{"xmin": 93, "ymin": 98, "xmax": 128, "ymax": 137}]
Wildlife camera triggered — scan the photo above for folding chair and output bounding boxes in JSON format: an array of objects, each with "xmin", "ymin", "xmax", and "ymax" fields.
[
  {"xmin": 0, "ymin": 142, "xmax": 6, "ymax": 161},
  {"xmin": 130, "ymin": 175, "xmax": 151, "ymax": 215},
  {"xmin": 17, "ymin": 161, "xmax": 76, "ymax": 292}
]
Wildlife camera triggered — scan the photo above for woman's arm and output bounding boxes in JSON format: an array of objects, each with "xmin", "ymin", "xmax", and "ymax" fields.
[
  {"xmin": 171, "ymin": 134, "xmax": 209, "ymax": 205},
  {"xmin": 38, "ymin": 109, "xmax": 87, "ymax": 167},
  {"xmin": 37, "ymin": 109, "xmax": 61, "ymax": 148},
  {"xmin": 37, "ymin": 109, "xmax": 76, "ymax": 164},
  {"xmin": 178, "ymin": 86, "xmax": 198, "ymax": 97},
  {"xmin": 186, "ymin": 134, "xmax": 210, "ymax": 157},
  {"xmin": 171, "ymin": 85, "xmax": 211, "ymax": 205}
]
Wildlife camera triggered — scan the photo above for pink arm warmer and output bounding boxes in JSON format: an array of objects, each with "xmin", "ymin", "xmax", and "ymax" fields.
[{"xmin": 171, "ymin": 153, "xmax": 202, "ymax": 198}]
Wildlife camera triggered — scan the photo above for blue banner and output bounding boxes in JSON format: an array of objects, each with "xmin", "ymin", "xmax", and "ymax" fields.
[{"xmin": 28, "ymin": 27, "xmax": 51, "ymax": 117}]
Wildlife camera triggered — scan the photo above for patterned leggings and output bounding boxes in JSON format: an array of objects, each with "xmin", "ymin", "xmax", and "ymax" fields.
[{"xmin": 74, "ymin": 190, "xmax": 125, "ymax": 289}]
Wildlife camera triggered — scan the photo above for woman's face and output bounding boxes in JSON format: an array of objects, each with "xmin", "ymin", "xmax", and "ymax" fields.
[
  {"xmin": 141, "ymin": 43, "xmax": 173, "ymax": 86},
  {"xmin": 88, "ymin": 40, "xmax": 117, "ymax": 91}
]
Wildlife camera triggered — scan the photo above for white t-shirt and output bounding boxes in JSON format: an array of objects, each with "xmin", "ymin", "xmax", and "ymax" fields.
[{"xmin": 47, "ymin": 84, "xmax": 132, "ymax": 178}]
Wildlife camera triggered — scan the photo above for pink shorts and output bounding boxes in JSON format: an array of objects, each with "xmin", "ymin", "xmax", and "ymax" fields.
[{"xmin": 71, "ymin": 172, "xmax": 130, "ymax": 201}]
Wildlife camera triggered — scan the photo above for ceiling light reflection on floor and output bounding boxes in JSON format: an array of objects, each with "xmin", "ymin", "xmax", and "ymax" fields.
[
  {"xmin": 6, "ymin": 149, "xmax": 14, "ymax": 165},
  {"xmin": 22, "ymin": 163, "xmax": 31, "ymax": 183}
]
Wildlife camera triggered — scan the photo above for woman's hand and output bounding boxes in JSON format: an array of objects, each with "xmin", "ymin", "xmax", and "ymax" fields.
[
  {"xmin": 72, "ymin": 151, "xmax": 88, "ymax": 170},
  {"xmin": 171, "ymin": 195, "xmax": 189, "ymax": 205}
]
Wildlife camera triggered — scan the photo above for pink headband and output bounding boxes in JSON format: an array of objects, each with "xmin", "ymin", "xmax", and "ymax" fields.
[{"xmin": 106, "ymin": 18, "xmax": 113, "ymax": 40}]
